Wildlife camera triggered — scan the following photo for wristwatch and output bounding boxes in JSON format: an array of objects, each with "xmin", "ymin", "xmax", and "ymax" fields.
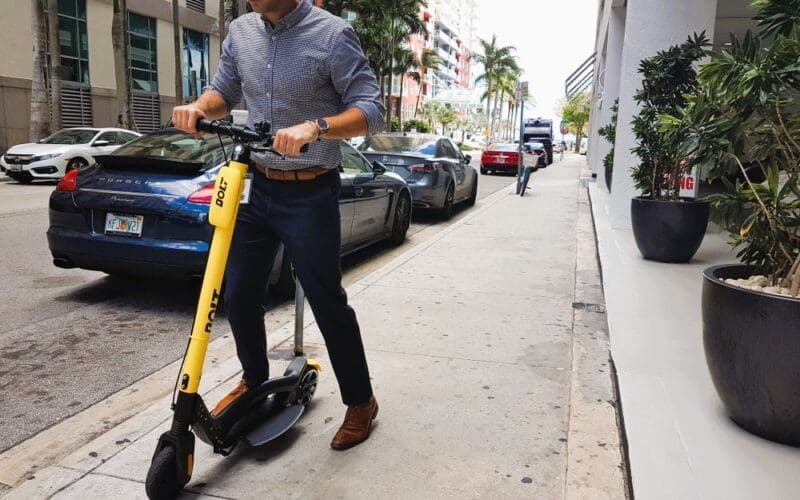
[{"xmin": 315, "ymin": 118, "xmax": 330, "ymax": 140}]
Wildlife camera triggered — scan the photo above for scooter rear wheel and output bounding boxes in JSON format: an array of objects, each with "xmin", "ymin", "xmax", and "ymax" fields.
[
  {"xmin": 145, "ymin": 445, "xmax": 183, "ymax": 499},
  {"xmin": 293, "ymin": 367, "xmax": 319, "ymax": 405}
]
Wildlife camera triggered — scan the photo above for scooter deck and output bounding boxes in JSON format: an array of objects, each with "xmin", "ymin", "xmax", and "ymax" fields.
[{"xmin": 244, "ymin": 403, "xmax": 305, "ymax": 446}]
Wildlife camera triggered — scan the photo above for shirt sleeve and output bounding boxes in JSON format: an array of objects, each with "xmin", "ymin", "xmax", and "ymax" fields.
[
  {"xmin": 203, "ymin": 33, "xmax": 242, "ymax": 112},
  {"xmin": 330, "ymin": 26, "xmax": 385, "ymax": 135}
]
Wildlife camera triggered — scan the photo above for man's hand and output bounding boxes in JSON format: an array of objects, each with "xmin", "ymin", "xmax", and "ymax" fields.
[
  {"xmin": 272, "ymin": 121, "xmax": 318, "ymax": 157},
  {"xmin": 172, "ymin": 104, "xmax": 207, "ymax": 135}
]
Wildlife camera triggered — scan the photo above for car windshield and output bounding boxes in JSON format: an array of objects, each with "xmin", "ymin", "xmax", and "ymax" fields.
[
  {"xmin": 488, "ymin": 144, "xmax": 518, "ymax": 151},
  {"xmin": 359, "ymin": 136, "xmax": 438, "ymax": 155},
  {"xmin": 111, "ymin": 131, "xmax": 234, "ymax": 168},
  {"xmin": 40, "ymin": 129, "xmax": 99, "ymax": 145}
]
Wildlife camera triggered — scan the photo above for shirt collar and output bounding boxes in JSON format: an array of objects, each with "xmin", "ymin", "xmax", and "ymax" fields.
[{"xmin": 264, "ymin": 0, "xmax": 312, "ymax": 34}]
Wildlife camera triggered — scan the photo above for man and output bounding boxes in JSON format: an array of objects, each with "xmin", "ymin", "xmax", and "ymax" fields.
[{"xmin": 172, "ymin": 0, "xmax": 383, "ymax": 450}]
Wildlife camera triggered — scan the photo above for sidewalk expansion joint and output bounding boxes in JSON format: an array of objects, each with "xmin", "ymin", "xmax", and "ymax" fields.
[{"xmin": 367, "ymin": 347, "xmax": 568, "ymax": 369}]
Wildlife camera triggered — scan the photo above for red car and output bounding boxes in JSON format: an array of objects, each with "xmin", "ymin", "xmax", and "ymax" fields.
[{"xmin": 480, "ymin": 143, "xmax": 537, "ymax": 175}]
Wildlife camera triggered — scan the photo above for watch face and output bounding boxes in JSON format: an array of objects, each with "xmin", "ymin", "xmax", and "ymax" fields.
[{"xmin": 316, "ymin": 118, "xmax": 330, "ymax": 132}]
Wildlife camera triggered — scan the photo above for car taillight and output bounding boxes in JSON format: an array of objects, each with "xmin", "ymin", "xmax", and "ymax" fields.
[
  {"xmin": 188, "ymin": 183, "xmax": 215, "ymax": 204},
  {"xmin": 56, "ymin": 169, "xmax": 79, "ymax": 192},
  {"xmin": 409, "ymin": 163, "xmax": 435, "ymax": 174}
]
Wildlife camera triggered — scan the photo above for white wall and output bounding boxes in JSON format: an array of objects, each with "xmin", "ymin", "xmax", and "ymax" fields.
[{"xmin": 608, "ymin": 0, "xmax": 718, "ymax": 229}]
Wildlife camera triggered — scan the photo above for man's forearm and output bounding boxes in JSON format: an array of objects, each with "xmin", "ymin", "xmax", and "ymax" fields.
[
  {"xmin": 193, "ymin": 90, "xmax": 230, "ymax": 121},
  {"xmin": 322, "ymin": 107, "xmax": 370, "ymax": 140}
]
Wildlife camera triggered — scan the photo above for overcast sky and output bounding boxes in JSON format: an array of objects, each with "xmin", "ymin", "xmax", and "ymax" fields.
[{"xmin": 475, "ymin": 0, "xmax": 598, "ymax": 128}]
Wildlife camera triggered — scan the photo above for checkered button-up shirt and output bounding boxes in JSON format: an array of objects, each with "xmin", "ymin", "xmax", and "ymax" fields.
[{"xmin": 206, "ymin": 0, "xmax": 385, "ymax": 170}]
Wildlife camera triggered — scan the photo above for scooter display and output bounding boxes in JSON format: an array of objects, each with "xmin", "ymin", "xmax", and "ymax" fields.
[{"xmin": 145, "ymin": 119, "xmax": 320, "ymax": 498}]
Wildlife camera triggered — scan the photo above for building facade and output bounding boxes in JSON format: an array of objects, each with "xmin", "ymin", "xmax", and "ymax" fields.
[
  {"xmin": 0, "ymin": 0, "xmax": 223, "ymax": 150},
  {"xmin": 389, "ymin": 0, "xmax": 478, "ymax": 123},
  {"xmin": 587, "ymin": 0, "xmax": 758, "ymax": 229}
]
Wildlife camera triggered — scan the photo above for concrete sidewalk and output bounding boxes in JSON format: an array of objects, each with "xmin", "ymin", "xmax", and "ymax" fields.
[{"xmin": 2, "ymin": 156, "xmax": 626, "ymax": 499}]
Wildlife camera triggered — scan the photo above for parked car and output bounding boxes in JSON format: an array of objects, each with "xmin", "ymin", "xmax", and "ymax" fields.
[
  {"xmin": 357, "ymin": 133, "xmax": 478, "ymax": 219},
  {"xmin": 480, "ymin": 143, "xmax": 538, "ymax": 175},
  {"xmin": 47, "ymin": 129, "xmax": 412, "ymax": 297},
  {"xmin": 523, "ymin": 141, "xmax": 547, "ymax": 167},
  {"xmin": 0, "ymin": 128, "xmax": 141, "ymax": 183}
]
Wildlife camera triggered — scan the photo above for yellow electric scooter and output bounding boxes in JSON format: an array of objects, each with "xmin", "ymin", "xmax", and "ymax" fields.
[{"xmin": 145, "ymin": 119, "xmax": 320, "ymax": 498}]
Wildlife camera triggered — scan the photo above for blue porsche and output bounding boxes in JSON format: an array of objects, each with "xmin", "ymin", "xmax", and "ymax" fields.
[{"xmin": 47, "ymin": 129, "xmax": 412, "ymax": 297}]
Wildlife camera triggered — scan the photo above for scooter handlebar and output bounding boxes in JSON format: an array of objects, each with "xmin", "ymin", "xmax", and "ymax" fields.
[{"xmin": 195, "ymin": 119, "xmax": 309, "ymax": 153}]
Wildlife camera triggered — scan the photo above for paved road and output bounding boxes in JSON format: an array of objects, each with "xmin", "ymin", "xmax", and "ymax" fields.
[{"xmin": 0, "ymin": 166, "xmax": 514, "ymax": 453}]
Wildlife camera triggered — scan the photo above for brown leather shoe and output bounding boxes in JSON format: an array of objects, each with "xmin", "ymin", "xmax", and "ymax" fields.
[
  {"xmin": 211, "ymin": 379, "xmax": 249, "ymax": 417},
  {"xmin": 330, "ymin": 395, "xmax": 379, "ymax": 450}
]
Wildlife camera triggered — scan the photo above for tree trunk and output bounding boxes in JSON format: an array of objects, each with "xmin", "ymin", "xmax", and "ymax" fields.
[
  {"xmin": 398, "ymin": 74, "xmax": 405, "ymax": 132},
  {"xmin": 172, "ymin": 1, "xmax": 183, "ymax": 105},
  {"xmin": 414, "ymin": 68, "xmax": 425, "ymax": 117},
  {"xmin": 485, "ymin": 80, "xmax": 493, "ymax": 143},
  {"xmin": 112, "ymin": 0, "xmax": 133, "ymax": 129},
  {"xmin": 385, "ymin": 18, "xmax": 395, "ymax": 129},
  {"xmin": 47, "ymin": 0, "xmax": 62, "ymax": 131},
  {"xmin": 30, "ymin": 0, "xmax": 50, "ymax": 141},
  {"xmin": 574, "ymin": 126, "xmax": 583, "ymax": 152},
  {"xmin": 218, "ymin": 0, "xmax": 225, "ymax": 53}
]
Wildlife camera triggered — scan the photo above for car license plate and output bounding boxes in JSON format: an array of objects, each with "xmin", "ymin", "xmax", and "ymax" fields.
[
  {"xmin": 7, "ymin": 164, "xmax": 21, "ymax": 171},
  {"xmin": 105, "ymin": 213, "xmax": 143, "ymax": 237}
]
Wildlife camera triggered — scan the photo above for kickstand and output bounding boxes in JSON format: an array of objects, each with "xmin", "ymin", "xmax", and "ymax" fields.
[{"xmin": 294, "ymin": 278, "xmax": 304, "ymax": 357}]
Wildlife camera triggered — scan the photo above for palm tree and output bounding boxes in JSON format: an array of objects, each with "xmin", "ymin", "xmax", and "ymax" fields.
[
  {"xmin": 414, "ymin": 48, "xmax": 441, "ymax": 116},
  {"xmin": 380, "ymin": 0, "xmax": 427, "ymax": 129},
  {"xmin": 472, "ymin": 35, "xmax": 518, "ymax": 141},
  {"xmin": 322, "ymin": 0, "xmax": 348, "ymax": 16},
  {"xmin": 30, "ymin": 0, "xmax": 50, "ymax": 141},
  {"xmin": 393, "ymin": 47, "xmax": 418, "ymax": 131},
  {"xmin": 47, "ymin": 0, "xmax": 62, "ymax": 131},
  {"xmin": 112, "ymin": 0, "xmax": 133, "ymax": 129}
]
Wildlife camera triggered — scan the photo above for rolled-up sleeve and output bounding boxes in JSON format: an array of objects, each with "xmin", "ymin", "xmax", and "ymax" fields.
[
  {"xmin": 330, "ymin": 26, "xmax": 385, "ymax": 135},
  {"xmin": 204, "ymin": 34, "xmax": 242, "ymax": 112}
]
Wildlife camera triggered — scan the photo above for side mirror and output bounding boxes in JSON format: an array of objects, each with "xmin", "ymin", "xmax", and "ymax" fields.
[
  {"xmin": 93, "ymin": 140, "xmax": 111, "ymax": 147},
  {"xmin": 371, "ymin": 161, "xmax": 387, "ymax": 176},
  {"xmin": 464, "ymin": 154, "xmax": 472, "ymax": 164}
]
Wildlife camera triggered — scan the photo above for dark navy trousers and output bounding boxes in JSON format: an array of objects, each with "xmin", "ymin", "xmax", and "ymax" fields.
[{"xmin": 224, "ymin": 168, "xmax": 372, "ymax": 406}]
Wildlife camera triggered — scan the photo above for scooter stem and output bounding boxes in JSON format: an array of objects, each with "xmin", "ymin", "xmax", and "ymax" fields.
[
  {"xmin": 180, "ymin": 158, "xmax": 249, "ymax": 394},
  {"xmin": 294, "ymin": 281, "xmax": 305, "ymax": 356}
]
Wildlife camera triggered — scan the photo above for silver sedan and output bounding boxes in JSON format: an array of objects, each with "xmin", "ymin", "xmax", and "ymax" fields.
[{"xmin": 358, "ymin": 133, "xmax": 479, "ymax": 219}]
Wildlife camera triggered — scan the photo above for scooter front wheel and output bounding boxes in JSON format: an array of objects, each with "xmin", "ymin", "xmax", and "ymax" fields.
[{"xmin": 145, "ymin": 445, "xmax": 184, "ymax": 499}]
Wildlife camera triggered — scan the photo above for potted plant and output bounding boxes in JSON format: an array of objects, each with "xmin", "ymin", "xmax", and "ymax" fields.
[
  {"xmin": 598, "ymin": 99, "xmax": 618, "ymax": 192},
  {"xmin": 629, "ymin": 33, "xmax": 711, "ymax": 262},
  {"xmin": 662, "ymin": 0, "xmax": 800, "ymax": 445}
]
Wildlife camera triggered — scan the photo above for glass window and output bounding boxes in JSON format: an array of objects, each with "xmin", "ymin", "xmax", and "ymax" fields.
[
  {"xmin": 40, "ymin": 129, "xmax": 99, "ymax": 144},
  {"xmin": 183, "ymin": 29, "xmax": 210, "ymax": 100},
  {"xmin": 441, "ymin": 140, "xmax": 459, "ymax": 159},
  {"xmin": 359, "ymin": 136, "xmax": 439, "ymax": 155},
  {"xmin": 128, "ymin": 13, "xmax": 158, "ymax": 93},
  {"xmin": 118, "ymin": 132, "xmax": 139, "ymax": 143},
  {"xmin": 50, "ymin": 0, "xmax": 89, "ymax": 84},
  {"xmin": 95, "ymin": 131, "xmax": 120, "ymax": 145},
  {"xmin": 112, "ymin": 131, "xmax": 233, "ymax": 169},
  {"xmin": 340, "ymin": 144, "xmax": 371, "ymax": 174}
]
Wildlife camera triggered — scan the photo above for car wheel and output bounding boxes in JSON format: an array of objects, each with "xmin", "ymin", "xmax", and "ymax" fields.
[
  {"xmin": 66, "ymin": 157, "xmax": 88, "ymax": 173},
  {"xmin": 439, "ymin": 183, "xmax": 455, "ymax": 220},
  {"xmin": 388, "ymin": 192, "xmax": 411, "ymax": 246},
  {"xmin": 271, "ymin": 257, "xmax": 296, "ymax": 299}
]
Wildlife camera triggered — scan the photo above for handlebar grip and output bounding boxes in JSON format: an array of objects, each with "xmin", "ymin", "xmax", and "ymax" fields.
[{"xmin": 195, "ymin": 118, "xmax": 216, "ymax": 133}]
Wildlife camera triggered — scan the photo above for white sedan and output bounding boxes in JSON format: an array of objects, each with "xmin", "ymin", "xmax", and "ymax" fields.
[{"xmin": 1, "ymin": 127, "xmax": 141, "ymax": 183}]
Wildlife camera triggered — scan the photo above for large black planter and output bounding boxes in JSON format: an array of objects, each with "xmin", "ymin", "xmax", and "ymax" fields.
[
  {"xmin": 702, "ymin": 264, "xmax": 800, "ymax": 446},
  {"xmin": 604, "ymin": 167, "xmax": 613, "ymax": 192},
  {"xmin": 630, "ymin": 197, "xmax": 709, "ymax": 262}
]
